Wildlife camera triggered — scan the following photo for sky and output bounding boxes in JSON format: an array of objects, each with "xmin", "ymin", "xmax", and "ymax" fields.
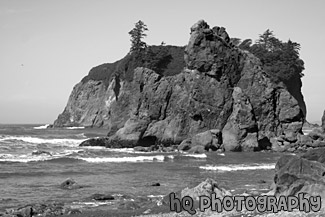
[{"xmin": 0, "ymin": 0, "xmax": 324, "ymax": 124}]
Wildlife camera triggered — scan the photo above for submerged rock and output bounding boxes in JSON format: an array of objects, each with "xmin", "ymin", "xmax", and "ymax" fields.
[
  {"xmin": 60, "ymin": 178, "xmax": 82, "ymax": 190},
  {"xmin": 90, "ymin": 193, "xmax": 115, "ymax": 201}
]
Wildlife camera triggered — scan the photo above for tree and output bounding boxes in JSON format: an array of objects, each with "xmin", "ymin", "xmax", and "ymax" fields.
[
  {"xmin": 128, "ymin": 20, "xmax": 148, "ymax": 52},
  {"xmin": 256, "ymin": 29, "xmax": 281, "ymax": 52}
]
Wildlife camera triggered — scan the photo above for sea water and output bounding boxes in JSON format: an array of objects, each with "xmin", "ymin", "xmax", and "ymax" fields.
[{"xmin": 0, "ymin": 124, "xmax": 285, "ymax": 212}]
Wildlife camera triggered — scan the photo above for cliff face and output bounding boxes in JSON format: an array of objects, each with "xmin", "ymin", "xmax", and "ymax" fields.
[{"xmin": 54, "ymin": 20, "xmax": 306, "ymax": 151}]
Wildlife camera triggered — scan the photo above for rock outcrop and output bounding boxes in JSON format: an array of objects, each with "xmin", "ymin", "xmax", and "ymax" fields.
[
  {"xmin": 272, "ymin": 148, "xmax": 325, "ymax": 208},
  {"xmin": 54, "ymin": 20, "xmax": 306, "ymax": 151}
]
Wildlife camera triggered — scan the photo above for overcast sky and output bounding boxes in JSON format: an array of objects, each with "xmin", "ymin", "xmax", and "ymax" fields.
[{"xmin": 0, "ymin": 0, "xmax": 324, "ymax": 124}]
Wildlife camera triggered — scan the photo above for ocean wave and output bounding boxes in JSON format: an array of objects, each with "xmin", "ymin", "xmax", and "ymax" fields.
[
  {"xmin": 33, "ymin": 124, "xmax": 50, "ymax": 129},
  {"xmin": 0, "ymin": 149, "xmax": 81, "ymax": 163},
  {"xmin": 199, "ymin": 163, "xmax": 275, "ymax": 172},
  {"xmin": 76, "ymin": 155, "xmax": 174, "ymax": 163},
  {"xmin": 70, "ymin": 201, "xmax": 113, "ymax": 209},
  {"xmin": 0, "ymin": 135, "xmax": 85, "ymax": 146},
  {"xmin": 65, "ymin": 127, "xmax": 85, "ymax": 130},
  {"xmin": 182, "ymin": 153, "xmax": 207, "ymax": 158}
]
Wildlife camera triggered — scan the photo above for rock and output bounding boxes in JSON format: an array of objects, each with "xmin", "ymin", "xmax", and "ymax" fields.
[
  {"xmin": 90, "ymin": 193, "xmax": 114, "ymax": 201},
  {"xmin": 146, "ymin": 182, "xmax": 160, "ymax": 187},
  {"xmin": 54, "ymin": 20, "xmax": 305, "ymax": 152},
  {"xmin": 273, "ymin": 148, "xmax": 325, "ymax": 200},
  {"xmin": 191, "ymin": 130, "xmax": 213, "ymax": 149},
  {"xmin": 16, "ymin": 206, "xmax": 32, "ymax": 217},
  {"xmin": 181, "ymin": 178, "xmax": 231, "ymax": 201},
  {"xmin": 31, "ymin": 150, "xmax": 52, "ymax": 156},
  {"xmin": 222, "ymin": 87, "xmax": 259, "ymax": 151},
  {"xmin": 60, "ymin": 178, "xmax": 82, "ymax": 190},
  {"xmin": 178, "ymin": 139, "xmax": 192, "ymax": 151},
  {"xmin": 187, "ymin": 145, "xmax": 205, "ymax": 154},
  {"xmin": 134, "ymin": 146, "xmax": 149, "ymax": 152},
  {"xmin": 79, "ymin": 137, "xmax": 109, "ymax": 147}
]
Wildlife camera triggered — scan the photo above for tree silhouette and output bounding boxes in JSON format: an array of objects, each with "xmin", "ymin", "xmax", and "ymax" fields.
[{"xmin": 128, "ymin": 20, "xmax": 148, "ymax": 52}]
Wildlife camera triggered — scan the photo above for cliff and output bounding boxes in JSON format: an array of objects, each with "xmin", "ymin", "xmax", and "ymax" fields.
[{"xmin": 54, "ymin": 20, "xmax": 306, "ymax": 151}]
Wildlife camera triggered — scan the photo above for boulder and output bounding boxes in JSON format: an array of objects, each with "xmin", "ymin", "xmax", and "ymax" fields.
[
  {"xmin": 273, "ymin": 148, "xmax": 325, "ymax": 200},
  {"xmin": 31, "ymin": 150, "xmax": 52, "ymax": 156},
  {"xmin": 79, "ymin": 137, "xmax": 109, "ymax": 147},
  {"xmin": 187, "ymin": 145, "xmax": 205, "ymax": 154},
  {"xmin": 60, "ymin": 178, "xmax": 82, "ymax": 190},
  {"xmin": 90, "ymin": 193, "xmax": 114, "ymax": 201},
  {"xmin": 222, "ymin": 87, "xmax": 259, "ymax": 151},
  {"xmin": 191, "ymin": 130, "xmax": 213, "ymax": 149},
  {"xmin": 178, "ymin": 139, "xmax": 192, "ymax": 151}
]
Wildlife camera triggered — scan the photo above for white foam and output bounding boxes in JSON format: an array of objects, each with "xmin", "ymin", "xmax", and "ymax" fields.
[
  {"xmin": 183, "ymin": 153, "xmax": 207, "ymax": 158},
  {"xmin": 199, "ymin": 163, "xmax": 275, "ymax": 172},
  {"xmin": 0, "ymin": 135, "xmax": 85, "ymax": 146},
  {"xmin": 76, "ymin": 155, "xmax": 174, "ymax": 163},
  {"xmin": 66, "ymin": 126, "xmax": 85, "ymax": 130},
  {"xmin": 70, "ymin": 201, "xmax": 112, "ymax": 209},
  {"xmin": 33, "ymin": 124, "xmax": 50, "ymax": 129},
  {"xmin": 0, "ymin": 149, "xmax": 81, "ymax": 163}
]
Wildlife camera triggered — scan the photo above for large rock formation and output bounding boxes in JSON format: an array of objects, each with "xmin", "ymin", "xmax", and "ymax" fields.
[{"xmin": 54, "ymin": 20, "xmax": 305, "ymax": 151}]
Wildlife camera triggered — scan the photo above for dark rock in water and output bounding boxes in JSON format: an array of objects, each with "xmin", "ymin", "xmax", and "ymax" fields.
[
  {"xmin": 67, "ymin": 209, "xmax": 82, "ymax": 215},
  {"xmin": 90, "ymin": 193, "xmax": 114, "ymax": 201},
  {"xmin": 257, "ymin": 179, "xmax": 267, "ymax": 184},
  {"xmin": 146, "ymin": 182, "xmax": 160, "ymax": 187},
  {"xmin": 31, "ymin": 150, "xmax": 52, "ymax": 156},
  {"xmin": 273, "ymin": 148, "xmax": 325, "ymax": 199},
  {"xmin": 178, "ymin": 139, "xmax": 192, "ymax": 151},
  {"xmin": 55, "ymin": 19, "xmax": 305, "ymax": 152},
  {"xmin": 79, "ymin": 137, "xmax": 109, "ymax": 147},
  {"xmin": 60, "ymin": 178, "xmax": 82, "ymax": 190}
]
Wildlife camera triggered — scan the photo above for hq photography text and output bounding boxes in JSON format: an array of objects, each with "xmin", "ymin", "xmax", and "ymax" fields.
[{"xmin": 169, "ymin": 192, "xmax": 321, "ymax": 215}]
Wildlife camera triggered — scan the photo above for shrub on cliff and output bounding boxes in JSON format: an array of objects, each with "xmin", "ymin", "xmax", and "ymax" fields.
[
  {"xmin": 81, "ymin": 45, "xmax": 185, "ymax": 85},
  {"xmin": 237, "ymin": 29, "xmax": 305, "ymax": 83}
]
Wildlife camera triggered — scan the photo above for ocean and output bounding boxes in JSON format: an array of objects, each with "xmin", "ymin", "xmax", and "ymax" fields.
[{"xmin": 0, "ymin": 124, "xmax": 285, "ymax": 213}]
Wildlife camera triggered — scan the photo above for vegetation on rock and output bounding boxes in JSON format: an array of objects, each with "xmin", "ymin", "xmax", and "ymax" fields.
[
  {"xmin": 81, "ymin": 45, "xmax": 185, "ymax": 85},
  {"xmin": 128, "ymin": 20, "xmax": 148, "ymax": 53},
  {"xmin": 233, "ymin": 29, "xmax": 306, "ymax": 116},
  {"xmin": 236, "ymin": 29, "xmax": 304, "ymax": 82}
]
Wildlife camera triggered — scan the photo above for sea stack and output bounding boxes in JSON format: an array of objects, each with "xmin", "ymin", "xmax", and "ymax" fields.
[{"xmin": 54, "ymin": 20, "xmax": 306, "ymax": 152}]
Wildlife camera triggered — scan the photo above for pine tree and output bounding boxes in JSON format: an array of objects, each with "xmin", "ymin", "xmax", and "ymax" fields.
[{"xmin": 128, "ymin": 20, "xmax": 148, "ymax": 52}]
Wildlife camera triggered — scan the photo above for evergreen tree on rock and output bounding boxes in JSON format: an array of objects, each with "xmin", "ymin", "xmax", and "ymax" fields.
[{"xmin": 128, "ymin": 20, "xmax": 148, "ymax": 53}]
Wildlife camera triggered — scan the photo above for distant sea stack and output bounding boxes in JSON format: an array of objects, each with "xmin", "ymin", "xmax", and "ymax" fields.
[{"xmin": 54, "ymin": 20, "xmax": 306, "ymax": 151}]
